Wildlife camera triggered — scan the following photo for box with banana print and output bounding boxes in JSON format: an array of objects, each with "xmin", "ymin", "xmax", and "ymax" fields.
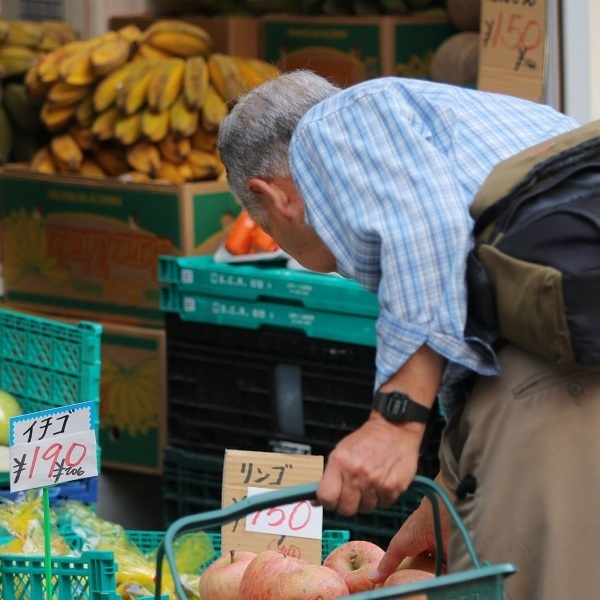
[
  {"xmin": 0, "ymin": 166, "xmax": 241, "ymax": 326},
  {"xmin": 98, "ymin": 321, "xmax": 166, "ymax": 474}
]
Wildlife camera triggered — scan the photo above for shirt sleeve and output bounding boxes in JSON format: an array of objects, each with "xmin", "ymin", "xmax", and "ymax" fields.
[{"xmin": 289, "ymin": 86, "xmax": 494, "ymax": 389}]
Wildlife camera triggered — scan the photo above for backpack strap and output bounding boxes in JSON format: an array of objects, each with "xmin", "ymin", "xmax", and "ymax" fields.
[{"xmin": 471, "ymin": 119, "xmax": 600, "ymax": 236}]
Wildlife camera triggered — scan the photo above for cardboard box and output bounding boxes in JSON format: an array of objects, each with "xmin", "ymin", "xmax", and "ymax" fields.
[
  {"xmin": 391, "ymin": 14, "xmax": 456, "ymax": 79},
  {"xmin": 109, "ymin": 14, "xmax": 263, "ymax": 59},
  {"xmin": 0, "ymin": 166, "xmax": 240, "ymax": 326},
  {"xmin": 221, "ymin": 450, "xmax": 324, "ymax": 564},
  {"xmin": 262, "ymin": 14, "xmax": 455, "ymax": 88},
  {"xmin": 98, "ymin": 321, "xmax": 166, "ymax": 474},
  {"xmin": 263, "ymin": 15, "xmax": 389, "ymax": 87}
]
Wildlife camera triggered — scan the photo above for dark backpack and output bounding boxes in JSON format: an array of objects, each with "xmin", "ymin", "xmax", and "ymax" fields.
[{"xmin": 466, "ymin": 119, "xmax": 600, "ymax": 365}]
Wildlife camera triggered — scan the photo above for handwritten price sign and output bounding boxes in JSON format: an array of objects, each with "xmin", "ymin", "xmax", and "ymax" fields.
[
  {"xmin": 245, "ymin": 486, "xmax": 323, "ymax": 540},
  {"xmin": 478, "ymin": 0, "xmax": 548, "ymax": 103},
  {"xmin": 9, "ymin": 402, "xmax": 98, "ymax": 492}
]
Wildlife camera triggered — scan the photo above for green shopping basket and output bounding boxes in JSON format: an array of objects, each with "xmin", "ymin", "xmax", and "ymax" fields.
[{"xmin": 154, "ymin": 475, "xmax": 516, "ymax": 600}]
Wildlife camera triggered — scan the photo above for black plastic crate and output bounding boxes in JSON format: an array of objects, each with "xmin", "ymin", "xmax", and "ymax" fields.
[
  {"xmin": 166, "ymin": 313, "xmax": 378, "ymax": 458},
  {"xmin": 161, "ymin": 446, "xmax": 425, "ymax": 549},
  {"xmin": 165, "ymin": 313, "xmax": 442, "ymax": 477}
]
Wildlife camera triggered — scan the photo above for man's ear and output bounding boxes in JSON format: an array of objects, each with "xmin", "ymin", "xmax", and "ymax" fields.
[{"xmin": 248, "ymin": 178, "xmax": 293, "ymax": 218}]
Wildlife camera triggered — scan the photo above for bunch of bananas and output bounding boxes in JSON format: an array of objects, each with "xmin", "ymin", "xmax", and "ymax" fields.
[
  {"xmin": 0, "ymin": 18, "xmax": 78, "ymax": 164},
  {"xmin": 26, "ymin": 19, "xmax": 280, "ymax": 184}
]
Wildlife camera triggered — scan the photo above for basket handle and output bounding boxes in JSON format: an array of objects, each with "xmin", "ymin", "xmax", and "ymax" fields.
[{"xmin": 154, "ymin": 475, "xmax": 480, "ymax": 600}]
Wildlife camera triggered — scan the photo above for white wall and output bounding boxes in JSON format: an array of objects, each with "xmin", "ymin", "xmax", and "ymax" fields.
[{"xmin": 562, "ymin": 0, "xmax": 600, "ymax": 123}]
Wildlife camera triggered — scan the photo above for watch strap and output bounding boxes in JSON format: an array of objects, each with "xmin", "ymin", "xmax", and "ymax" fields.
[{"xmin": 372, "ymin": 390, "xmax": 431, "ymax": 424}]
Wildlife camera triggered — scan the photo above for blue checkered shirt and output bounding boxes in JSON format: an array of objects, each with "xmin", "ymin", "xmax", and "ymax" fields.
[{"xmin": 288, "ymin": 77, "xmax": 578, "ymax": 418}]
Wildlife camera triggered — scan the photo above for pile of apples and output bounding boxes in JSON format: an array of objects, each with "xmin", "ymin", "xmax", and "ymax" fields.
[{"xmin": 199, "ymin": 540, "xmax": 436, "ymax": 600}]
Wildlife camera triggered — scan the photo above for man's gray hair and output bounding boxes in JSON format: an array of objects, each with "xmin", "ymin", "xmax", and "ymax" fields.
[{"xmin": 217, "ymin": 70, "xmax": 340, "ymax": 225}]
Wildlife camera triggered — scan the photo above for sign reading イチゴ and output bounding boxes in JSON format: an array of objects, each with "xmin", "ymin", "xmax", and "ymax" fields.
[{"xmin": 9, "ymin": 401, "xmax": 98, "ymax": 492}]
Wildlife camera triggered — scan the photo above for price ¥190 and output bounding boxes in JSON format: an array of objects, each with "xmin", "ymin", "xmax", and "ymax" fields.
[{"xmin": 13, "ymin": 441, "xmax": 88, "ymax": 485}]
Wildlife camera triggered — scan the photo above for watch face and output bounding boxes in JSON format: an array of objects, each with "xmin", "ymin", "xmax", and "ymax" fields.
[{"xmin": 387, "ymin": 393, "xmax": 407, "ymax": 418}]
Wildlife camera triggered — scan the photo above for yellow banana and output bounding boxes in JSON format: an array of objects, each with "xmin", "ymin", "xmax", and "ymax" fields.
[
  {"xmin": 39, "ymin": 21, "xmax": 79, "ymax": 46},
  {"xmin": 92, "ymin": 60, "xmax": 146, "ymax": 113},
  {"xmin": 69, "ymin": 124, "xmax": 97, "ymax": 151},
  {"xmin": 75, "ymin": 96, "xmax": 95, "ymax": 128},
  {"xmin": 50, "ymin": 132, "xmax": 84, "ymax": 171},
  {"xmin": 117, "ymin": 62, "xmax": 157, "ymax": 116},
  {"xmin": 184, "ymin": 55, "xmax": 209, "ymax": 110},
  {"xmin": 126, "ymin": 141, "xmax": 162, "ymax": 176},
  {"xmin": 178, "ymin": 161, "xmax": 194, "ymax": 181},
  {"xmin": 37, "ymin": 40, "xmax": 88, "ymax": 83},
  {"xmin": 158, "ymin": 134, "xmax": 191, "ymax": 165},
  {"xmin": 141, "ymin": 107, "xmax": 170, "ymax": 143},
  {"xmin": 142, "ymin": 20, "xmax": 213, "ymax": 59},
  {"xmin": 170, "ymin": 93, "xmax": 199, "ymax": 138},
  {"xmin": 0, "ymin": 19, "xmax": 10, "ymax": 43},
  {"xmin": 30, "ymin": 146, "xmax": 56, "ymax": 174},
  {"xmin": 244, "ymin": 58, "xmax": 281, "ymax": 82},
  {"xmin": 190, "ymin": 127, "xmax": 218, "ymax": 152},
  {"xmin": 41, "ymin": 101, "xmax": 77, "ymax": 132},
  {"xmin": 117, "ymin": 24, "xmax": 144, "ymax": 44},
  {"xmin": 7, "ymin": 21, "xmax": 44, "ymax": 48},
  {"xmin": 0, "ymin": 45, "xmax": 41, "ymax": 78},
  {"xmin": 94, "ymin": 144, "xmax": 130, "ymax": 176},
  {"xmin": 91, "ymin": 106, "xmax": 120, "ymax": 141},
  {"xmin": 25, "ymin": 65, "xmax": 53, "ymax": 101},
  {"xmin": 235, "ymin": 57, "xmax": 280, "ymax": 91},
  {"xmin": 188, "ymin": 148, "xmax": 220, "ymax": 181},
  {"xmin": 156, "ymin": 159, "xmax": 186, "ymax": 183},
  {"xmin": 201, "ymin": 84, "xmax": 228, "ymax": 133},
  {"xmin": 91, "ymin": 34, "xmax": 132, "ymax": 76},
  {"xmin": 208, "ymin": 53, "xmax": 245, "ymax": 104},
  {"xmin": 147, "ymin": 58, "xmax": 185, "ymax": 113},
  {"xmin": 134, "ymin": 43, "xmax": 175, "ymax": 61},
  {"xmin": 79, "ymin": 157, "xmax": 106, "ymax": 178},
  {"xmin": 59, "ymin": 46, "xmax": 97, "ymax": 86},
  {"xmin": 114, "ymin": 111, "xmax": 144, "ymax": 146},
  {"xmin": 48, "ymin": 82, "xmax": 92, "ymax": 106}
]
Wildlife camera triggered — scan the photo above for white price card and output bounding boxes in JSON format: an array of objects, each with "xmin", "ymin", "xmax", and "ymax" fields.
[
  {"xmin": 245, "ymin": 486, "xmax": 323, "ymax": 541},
  {"xmin": 9, "ymin": 402, "xmax": 98, "ymax": 492}
]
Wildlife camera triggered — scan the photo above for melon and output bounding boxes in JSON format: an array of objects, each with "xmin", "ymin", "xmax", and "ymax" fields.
[{"xmin": 447, "ymin": 0, "xmax": 481, "ymax": 32}]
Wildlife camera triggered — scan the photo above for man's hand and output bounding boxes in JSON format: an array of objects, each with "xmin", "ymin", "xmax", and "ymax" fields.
[
  {"xmin": 317, "ymin": 343, "xmax": 446, "ymax": 516},
  {"xmin": 316, "ymin": 411, "xmax": 424, "ymax": 515},
  {"xmin": 370, "ymin": 474, "xmax": 451, "ymax": 584}
]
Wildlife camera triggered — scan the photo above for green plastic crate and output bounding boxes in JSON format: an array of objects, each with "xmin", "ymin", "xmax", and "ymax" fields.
[
  {"xmin": 0, "ymin": 308, "xmax": 102, "ymax": 488},
  {"xmin": 0, "ymin": 527, "xmax": 348, "ymax": 600},
  {"xmin": 158, "ymin": 255, "xmax": 379, "ymax": 318},
  {"xmin": 160, "ymin": 288, "xmax": 377, "ymax": 347}
]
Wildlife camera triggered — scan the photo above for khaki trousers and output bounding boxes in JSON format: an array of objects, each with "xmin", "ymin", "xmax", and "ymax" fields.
[{"xmin": 441, "ymin": 344, "xmax": 600, "ymax": 600}]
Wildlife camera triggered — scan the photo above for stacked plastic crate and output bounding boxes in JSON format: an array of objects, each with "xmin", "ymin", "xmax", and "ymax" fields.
[
  {"xmin": 158, "ymin": 255, "xmax": 444, "ymax": 547},
  {"xmin": 0, "ymin": 308, "xmax": 102, "ymax": 503}
]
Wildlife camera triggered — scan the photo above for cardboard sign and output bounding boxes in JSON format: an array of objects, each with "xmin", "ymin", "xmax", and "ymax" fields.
[
  {"xmin": 478, "ymin": 0, "xmax": 548, "ymax": 103},
  {"xmin": 9, "ymin": 402, "xmax": 98, "ymax": 492},
  {"xmin": 221, "ymin": 450, "xmax": 324, "ymax": 564}
]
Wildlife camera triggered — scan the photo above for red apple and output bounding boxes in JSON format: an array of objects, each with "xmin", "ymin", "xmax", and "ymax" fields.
[
  {"xmin": 199, "ymin": 549, "xmax": 258, "ymax": 600},
  {"xmin": 271, "ymin": 564, "xmax": 350, "ymax": 600},
  {"xmin": 383, "ymin": 568, "xmax": 435, "ymax": 600},
  {"xmin": 239, "ymin": 550, "xmax": 309, "ymax": 600},
  {"xmin": 323, "ymin": 540, "xmax": 385, "ymax": 593}
]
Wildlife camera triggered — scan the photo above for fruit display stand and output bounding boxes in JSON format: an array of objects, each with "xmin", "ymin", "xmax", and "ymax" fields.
[
  {"xmin": 0, "ymin": 525, "xmax": 349, "ymax": 599},
  {"xmin": 0, "ymin": 307, "xmax": 102, "ymax": 501},
  {"xmin": 155, "ymin": 477, "xmax": 517, "ymax": 600}
]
